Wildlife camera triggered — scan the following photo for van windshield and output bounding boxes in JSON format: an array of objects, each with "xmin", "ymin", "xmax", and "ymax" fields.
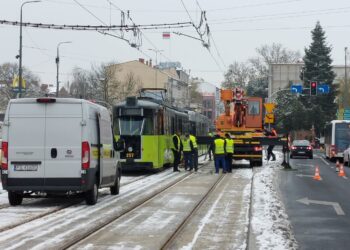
[{"xmin": 119, "ymin": 116, "xmax": 143, "ymax": 136}]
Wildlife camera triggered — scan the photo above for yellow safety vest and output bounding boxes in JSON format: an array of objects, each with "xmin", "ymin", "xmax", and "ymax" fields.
[
  {"xmin": 225, "ymin": 138, "xmax": 234, "ymax": 153},
  {"xmin": 182, "ymin": 138, "xmax": 192, "ymax": 152},
  {"xmin": 190, "ymin": 135, "xmax": 198, "ymax": 148},
  {"xmin": 172, "ymin": 134, "xmax": 181, "ymax": 152},
  {"xmin": 214, "ymin": 138, "xmax": 225, "ymax": 154}
]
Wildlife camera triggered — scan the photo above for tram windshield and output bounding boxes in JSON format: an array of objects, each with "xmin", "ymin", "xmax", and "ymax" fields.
[{"xmin": 119, "ymin": 116, "xmax": 143, "ymax": 135}]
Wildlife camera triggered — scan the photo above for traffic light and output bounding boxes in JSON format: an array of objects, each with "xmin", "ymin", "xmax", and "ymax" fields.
[{"xmin": 310, "ymin": 81, "xmax": 317, "ymax": 96}]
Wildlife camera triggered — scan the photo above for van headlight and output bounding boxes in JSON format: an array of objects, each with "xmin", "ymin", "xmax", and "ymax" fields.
[{"xmin": 128, "ymin": 146, "xmax": 133, "ymax": 152}]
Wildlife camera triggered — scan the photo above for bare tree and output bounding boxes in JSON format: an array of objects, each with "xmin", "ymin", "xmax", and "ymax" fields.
[
  {"xmin": 249, "ymin": 43, "xmax": 301, "ymax": 76},
  {"xmin": 69, "ymin": 67, "xmax": 88, "ymax": 99},
  {"xmin": 222, "ymin": 61, "xmax": 254, "ymax": 89},
  {"xmin": 0, "ymin": 62, "xmax": 41, "ymax": 110},
  {"xmin": 118, "ymin": 71, "xmax": 142, "ymax": 101}
]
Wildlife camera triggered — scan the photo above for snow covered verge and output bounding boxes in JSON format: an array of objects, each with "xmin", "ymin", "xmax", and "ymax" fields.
[{"xmin": 251, "ymin": 152, "xmax": 298, "ymax": 250}]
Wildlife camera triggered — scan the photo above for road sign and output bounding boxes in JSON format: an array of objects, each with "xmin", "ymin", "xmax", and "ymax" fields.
[
  {"xmin": 317, "ymin": 84, "xmax": 329, "ymax": 94},
  {"xmin": 264, "ymin": 103, "xmax": 276, "ymax": 113},
  {"xmin": 264, "ymin": 114, "xmax": 274, "ymax": 124},
  {"xmin": 290, "ymin": 85, "xmax": 302, "ymax": 94}
]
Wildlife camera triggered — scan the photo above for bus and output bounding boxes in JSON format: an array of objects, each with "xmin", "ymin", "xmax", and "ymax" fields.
[{"xmin": 324, "ymin": 120, "xmax": 350, "ymax": 160}]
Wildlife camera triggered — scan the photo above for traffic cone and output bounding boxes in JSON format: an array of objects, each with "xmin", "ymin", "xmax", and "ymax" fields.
[
  {"xmin": 339, "ymin": 163, "xmax": 346, "ymax": 177},
  {"xmin": 336, "ymin": 160, "xmax": 340, "ymax": 172},
  {"xmin": 313, "ymin": 166, "xmax": 321, "ymax": 181}
]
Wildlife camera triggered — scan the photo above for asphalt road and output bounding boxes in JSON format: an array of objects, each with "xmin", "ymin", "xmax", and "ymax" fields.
[{"xmin": 278, "ymin": 150, "xmax": 350, "ymax": 250}]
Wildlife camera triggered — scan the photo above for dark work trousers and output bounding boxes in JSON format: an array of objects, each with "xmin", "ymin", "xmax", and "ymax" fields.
[
  {"xmin": 192, "ymin": 149, "xmax": 198, "ymax": 171},
  {"xmin": 225, "ymin": 153, "xmax": 233, "ymax": 172},
  {"xmin": 214, "ymin": 155, "xmax": 226, "ymax": 173},
  {"xmin": 267, "ymin": 145, "xmax": 276, "ymax": 161},
  {"xmin": 208, "ymin": 144, "xmax": 213, "ymax": 160},
  {"xmin": 172, "ymin": 149, "xmax": 181, "ymax": 171},
  {"xmin": 183, "ymin": 152, "xmax": 193, "ymax": 170}
]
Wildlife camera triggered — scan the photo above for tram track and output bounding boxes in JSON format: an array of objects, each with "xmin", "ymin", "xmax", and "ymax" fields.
[
  {"xmin": 0, "ymin": 174, "xmax": 151, "ymax": 234},
  {"xmin": 0, "ymin": 162, "xmax": 207, "ymax": 249},
  {"xmin": 63, "ymin": 160, "xmax": 211, "ymax": 249},
  {"xmin": 161, "ymin": 173, "xmax": 227, "ymax": 249},
  {"xmin": 65, "ymin": 163, "xmax": 255, "ymax": 250}
]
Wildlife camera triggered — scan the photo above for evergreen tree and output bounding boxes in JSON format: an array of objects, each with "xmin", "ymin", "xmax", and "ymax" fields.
[{"xmin": 302, "ymin": 21, "xmax": 337, "ymax": 135}]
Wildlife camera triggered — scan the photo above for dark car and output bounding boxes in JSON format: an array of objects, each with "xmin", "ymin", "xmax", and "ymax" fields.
[{"xmin": 290, "ymin": 140, "xmax": 313, "ymax": 159}]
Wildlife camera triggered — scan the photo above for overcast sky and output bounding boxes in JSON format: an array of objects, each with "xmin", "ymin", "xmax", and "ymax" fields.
[{"xmin": 1, "ymin": 0, "xmax": 350, "ymax": 88}]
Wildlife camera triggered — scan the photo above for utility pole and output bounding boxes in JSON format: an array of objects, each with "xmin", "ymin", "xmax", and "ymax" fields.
[
  {"xmin": 18, "ymin": 0, "xmax": 41, "ymax": 98},
  {"xmin": 345, "ymin": 47, "xmax": 348, "ymax": 108},
  {"xmin": 56, "ymin": 41, "xmax": 71, "ymax": 97}
]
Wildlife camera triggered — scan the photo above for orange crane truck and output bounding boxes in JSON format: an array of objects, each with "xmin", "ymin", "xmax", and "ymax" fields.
[
  {"xmin": 215, "ymin": 88, "xmax": 265, "ymax": 167},
  {"xmin": 196, "ymin": 87, "xmax": 290, "ymax": 168}
]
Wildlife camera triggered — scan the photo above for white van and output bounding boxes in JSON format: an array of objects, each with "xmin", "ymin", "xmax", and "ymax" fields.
[{"xmin": 1, "ymin": 98, "xmax": 122, "ymax": 206}]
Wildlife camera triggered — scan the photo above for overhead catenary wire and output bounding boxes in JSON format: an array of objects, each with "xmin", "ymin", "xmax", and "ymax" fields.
[
  {"xmin": 0, "ymin": 20, "xmax": 193, "ymax": 31},
  {"xmin": 194, "ymin": 0, "xmax": 227, "ymax": 69}
]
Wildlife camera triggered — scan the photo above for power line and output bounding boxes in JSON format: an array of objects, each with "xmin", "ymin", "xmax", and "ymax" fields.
[
  {"xmin": 194, "ymin": 0, "xmax": 226, "ymax": 68},
  {"xmin": 210, "ymin": 6, "xmax": 350, "ymax": 24},
  {"xmin": 0, "ymin": 20, "xmax": 192, "ymax": 31},
  {"xmin": 73, "ymin": 0, "xmax": 107, "ymax": 25}
]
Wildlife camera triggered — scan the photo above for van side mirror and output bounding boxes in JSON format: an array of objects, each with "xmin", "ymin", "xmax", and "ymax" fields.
[{"xmin": 114, "ymin": 138, "xmax": 125, "ymax": 151}]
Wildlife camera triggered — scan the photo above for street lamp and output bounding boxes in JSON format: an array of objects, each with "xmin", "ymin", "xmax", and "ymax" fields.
[
  {"xmin": 56, "ymin": 41, "xmax": 72, "ymax": 97},
  {"xmin": 18, "ymin": 0, "xmax": 41, "ymax": 98},
  {"xmin": 148, "ymin": 48, "xmax": 163, "ymax": 89}
]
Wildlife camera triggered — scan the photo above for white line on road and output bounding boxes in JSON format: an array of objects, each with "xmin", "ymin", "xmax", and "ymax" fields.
[
  {"xmin": 296, "ymin": 164, "xmax": 314, "ymax": 167},
  {"xmin": 297, "ymin": 197, "xmax": 345, "ymax": 215},
  {"xmin": 318, "ymin": 156, "xmax": 330, "ymax": 166},
  {"xmin": 296, "ymin": 174, "xmax": 322, "ymax": 181}
]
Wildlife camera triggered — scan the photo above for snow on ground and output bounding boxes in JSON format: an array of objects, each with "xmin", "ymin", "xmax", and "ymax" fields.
[{"xmin": 251, "ymin": 152, "xmax": 298, "ymax": 250}]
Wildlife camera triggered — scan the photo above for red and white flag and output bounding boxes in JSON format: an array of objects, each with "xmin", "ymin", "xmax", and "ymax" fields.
[{"xmin": 162, "ymin": 32, "xmax": 170, "ymax": 39}]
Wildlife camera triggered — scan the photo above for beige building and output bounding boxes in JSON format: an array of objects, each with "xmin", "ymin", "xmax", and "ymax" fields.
[
  {"xmin": 269, "ymin": 63, "xmax": 350, "ymax": 100},
  {"xmin": 108, "ymin": 59, "xmax": 189, "ymax": 108}
]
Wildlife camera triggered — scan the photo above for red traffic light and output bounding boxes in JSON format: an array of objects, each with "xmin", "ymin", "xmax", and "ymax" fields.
[{"xmin": 311, "ymin": 82, "xmax": 316, "ymax": 87}]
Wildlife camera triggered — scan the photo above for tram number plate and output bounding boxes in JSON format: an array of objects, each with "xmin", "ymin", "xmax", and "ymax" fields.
[
  {"xmin": 14, "ymin": 165, "xmax": 38, "ymax": 171},
  {"xmin": 126, "ymin": 153, "xmax": 134, "ymax": 158}
]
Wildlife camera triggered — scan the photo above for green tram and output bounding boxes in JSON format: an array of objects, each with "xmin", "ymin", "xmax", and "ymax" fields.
[{"xmin": 113, "ymin": 93, "xmax": 210, "ymax": 171}]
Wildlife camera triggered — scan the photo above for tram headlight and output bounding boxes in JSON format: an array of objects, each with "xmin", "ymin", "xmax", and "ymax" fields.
[{"xmin": 128, "ymin": 146, "xmax": 133, "ymax": 152}]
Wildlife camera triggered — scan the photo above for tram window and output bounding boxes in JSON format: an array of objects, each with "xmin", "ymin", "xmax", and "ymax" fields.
[
  {"xmin": 157, "ymin": 110, "xmax": 164, "ymax": 135},
  {"xmin": 143, "ymin": 116, "xmax": 154, "ymax": 135},
  {"xmin": 119, "ymin": 116, "xmax": 143, "ymax": 135}
]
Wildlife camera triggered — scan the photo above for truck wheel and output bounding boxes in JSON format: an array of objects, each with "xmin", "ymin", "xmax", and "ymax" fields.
[
  {"xmin": 8, "ymin": 191, "xmax": 23, "ymax": 206},
  {"xmin": 110, "ymin": 174, "xmax": 120, "ymax": 195},
  {"xmin": 85, "ymin": 181, "xmax": 98, "ymax": 205},
  {"xmin": 256, "ymin": 160, "xmax": 263, "ymax": 167}
]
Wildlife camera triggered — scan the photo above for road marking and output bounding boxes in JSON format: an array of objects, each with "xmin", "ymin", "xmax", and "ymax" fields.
[
  {"xmin": 296, "ymin": 174, "xmax": 322, "ymax": 180},
  {"xmin": 296, "ymin": 163, "xmax": 314, "ymax": 167},
  {"xmin": 319, "ymin": 157, "xmax": 330, "ymax": 166},
  {"xmin": 297, "ymin": 197, "xmax": 345, "ymax": 216}
]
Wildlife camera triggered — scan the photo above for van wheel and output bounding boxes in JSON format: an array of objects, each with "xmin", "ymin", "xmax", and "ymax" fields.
[
  {"xmin": 85, "ymin": 182, "xmax": 98, "ymax": 205},
  {"xmin": 110, "ymin": 175, "xmax": 120, "ymax": 195},
  {"xmin": 8, "ymin": 191, "xmax": 23, "ymax": 206}
]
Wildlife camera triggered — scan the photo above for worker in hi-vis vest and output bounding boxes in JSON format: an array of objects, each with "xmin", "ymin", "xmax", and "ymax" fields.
[
  {"xmin": 182, "ymin": 133, "xmax": 194, "ymax": 171},
  {"xmin": 172, "ymin": 130, "xmax": 183, "ymax": 172},
  {"xmin": 212, "ymin": 133, "xmax": 227, "ymax": 174},
  {"xmin": 225, "ymin": 133, "xmax": 234, "ymax": 173},
  {"xmin": 190, "ymin": 134, "xmax": 198, "ymax": 172}
]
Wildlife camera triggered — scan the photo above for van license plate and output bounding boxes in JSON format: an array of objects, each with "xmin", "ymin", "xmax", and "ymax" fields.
[{"xmin": 14, "ymin": 165, "xmax": 38, "ymax": 171}]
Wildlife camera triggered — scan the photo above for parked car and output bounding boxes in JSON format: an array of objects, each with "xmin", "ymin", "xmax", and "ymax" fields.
[
  {"xmin": 1, "ymin": 98, "xmax": 123, "ymax": 206},
  {"xmin": 290, "ymin": 140, "xmax": 313, "ymax": 159}
]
